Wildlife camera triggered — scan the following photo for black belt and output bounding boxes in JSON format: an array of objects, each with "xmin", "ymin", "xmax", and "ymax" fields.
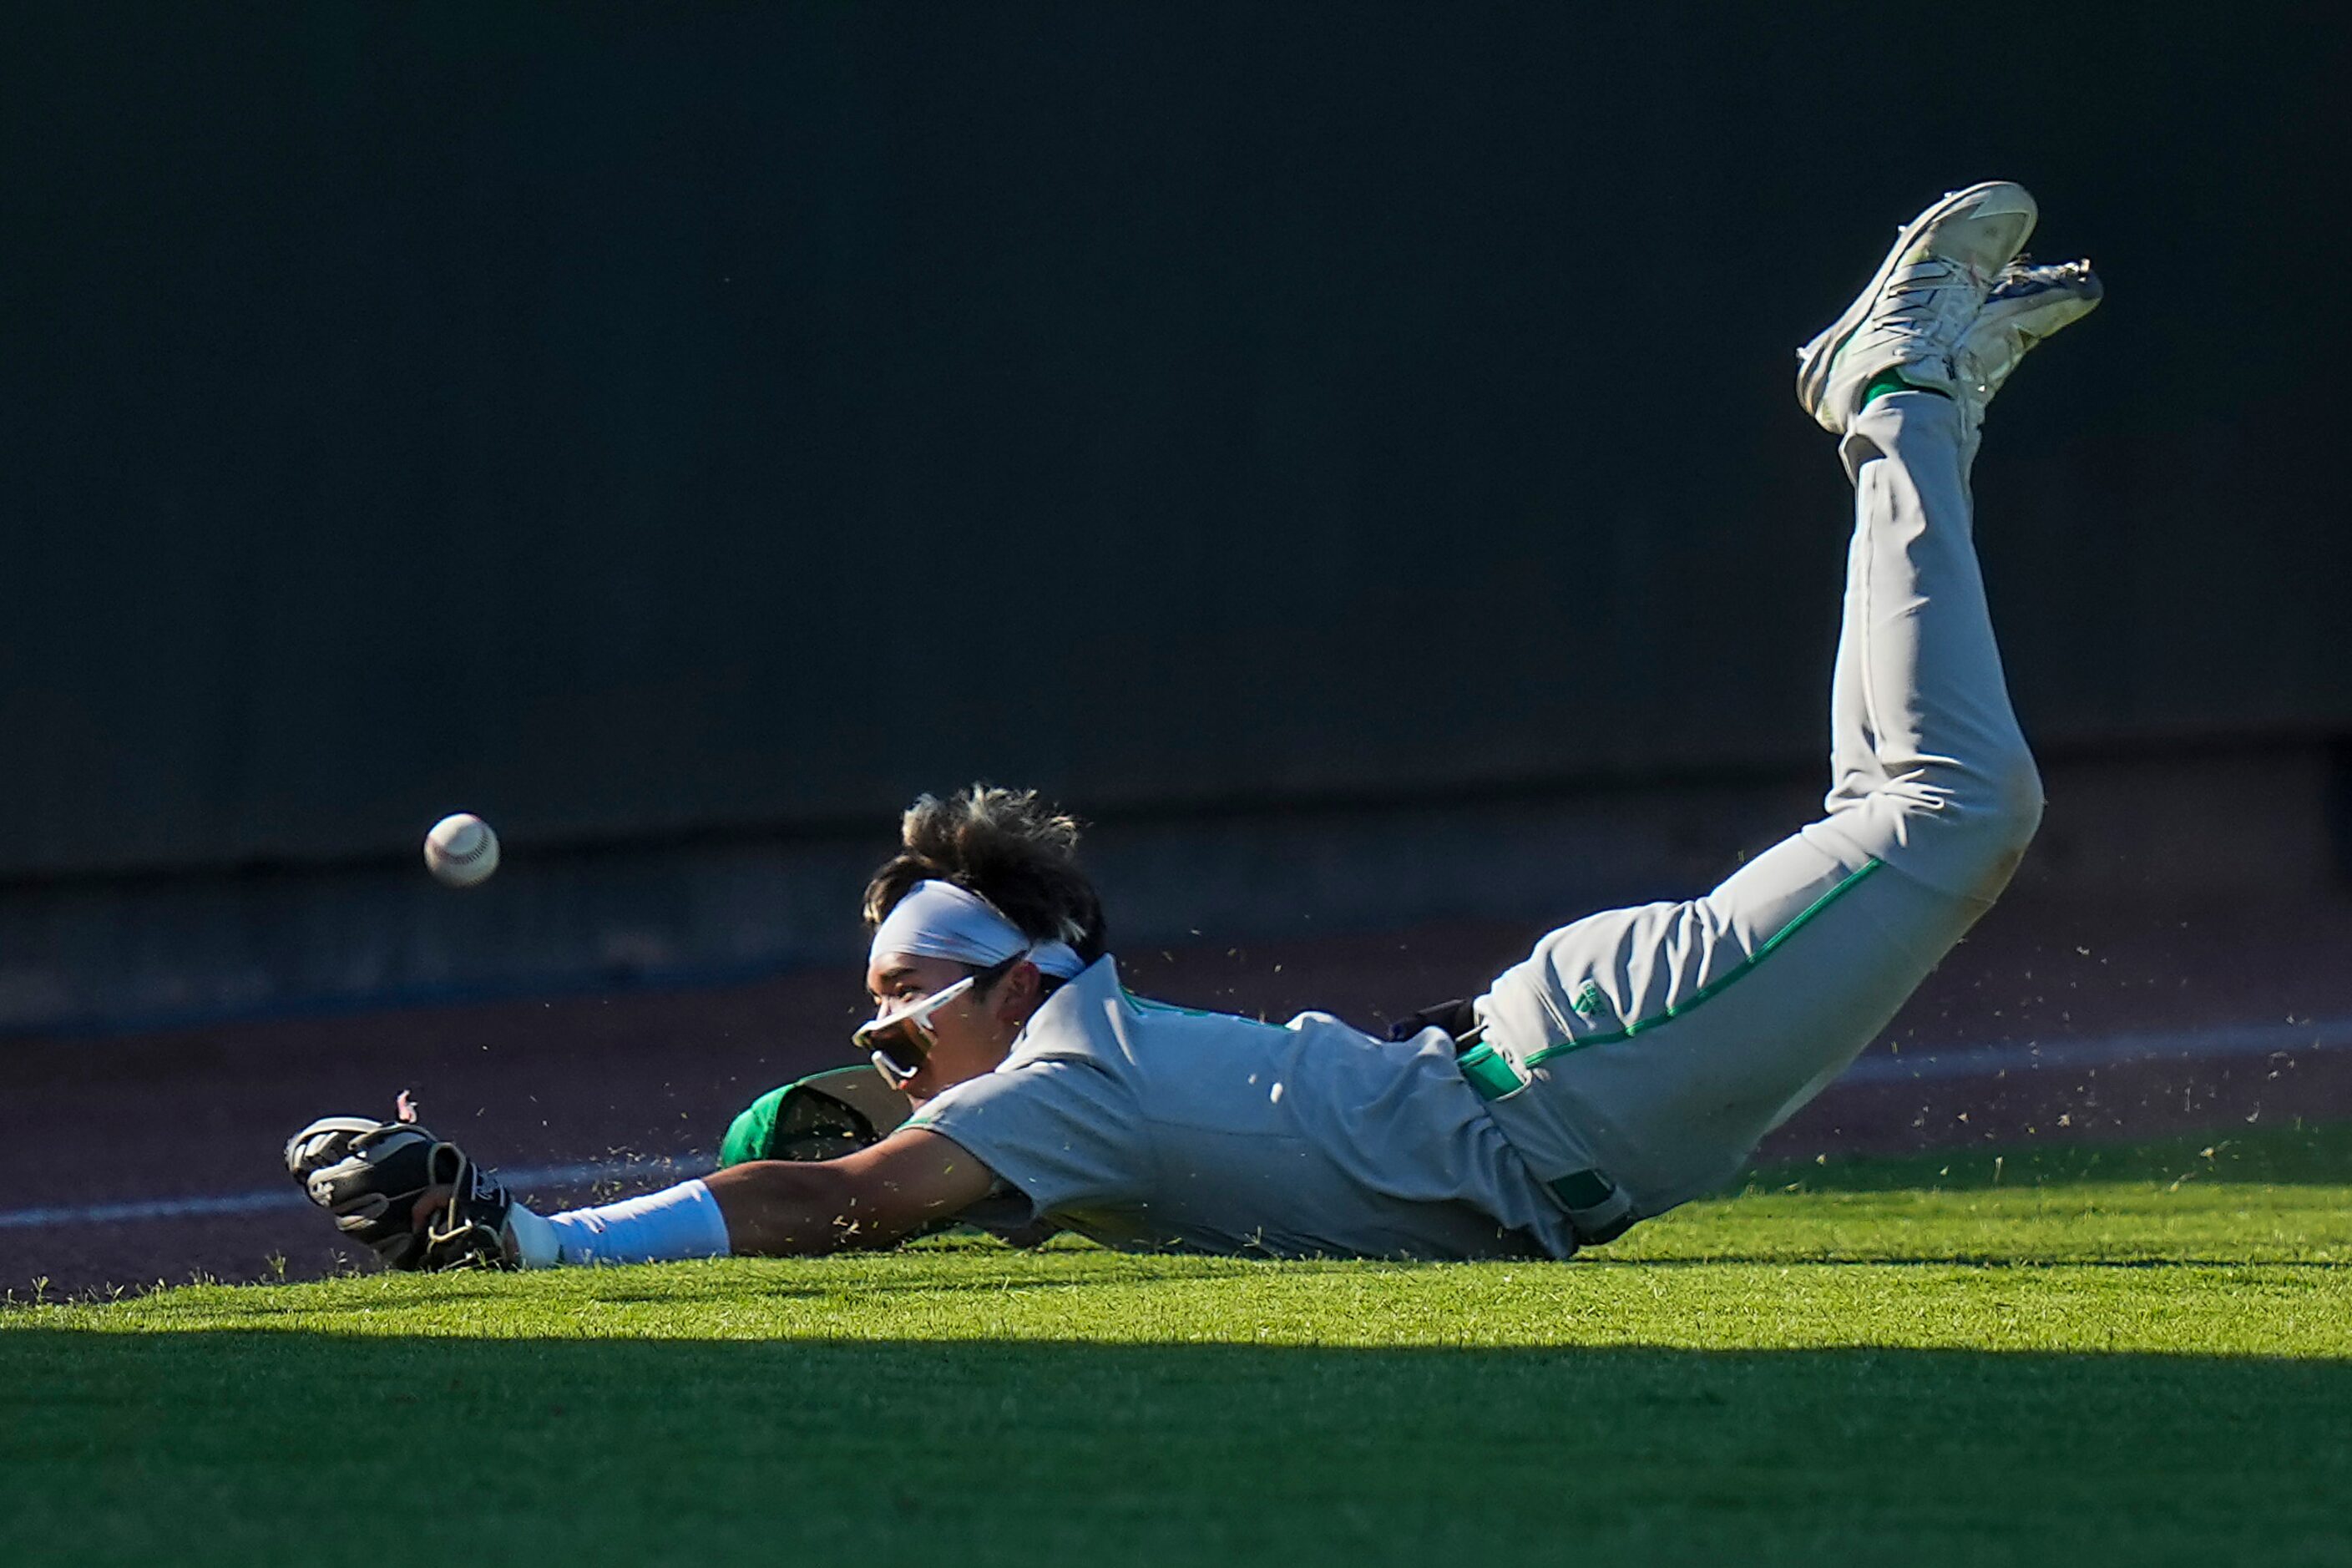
[{"xmin": 1393, "ymin": 997, "xmax": 1638, "ymax": 1246}]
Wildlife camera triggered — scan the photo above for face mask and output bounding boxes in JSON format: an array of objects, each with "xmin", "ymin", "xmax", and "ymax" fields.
[{"xmin": 852, "ymin": 973, "xmax": 984, "ymax": 1086}]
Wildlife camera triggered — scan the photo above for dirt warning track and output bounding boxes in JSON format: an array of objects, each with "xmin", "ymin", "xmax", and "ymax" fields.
[{"xmin": 9, "ymin": 893, "xmax": 2351, "ymax": 1297}]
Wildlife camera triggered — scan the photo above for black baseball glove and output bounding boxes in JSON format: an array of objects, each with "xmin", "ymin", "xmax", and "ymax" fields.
[{"xmin": 285, "ymin": 1100, "xmax": 517, "ymax": 1272}]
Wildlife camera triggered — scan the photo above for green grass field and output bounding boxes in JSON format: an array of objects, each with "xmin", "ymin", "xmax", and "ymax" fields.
[{"xmin": 7, "ymin": 1126, "xmax": 2349, "ymax": 1567}]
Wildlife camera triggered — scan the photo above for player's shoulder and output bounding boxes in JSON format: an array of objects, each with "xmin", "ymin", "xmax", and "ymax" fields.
[{"xmin": 1014, "ymin": 953, "xmax": 1302, "ymax": 1067}]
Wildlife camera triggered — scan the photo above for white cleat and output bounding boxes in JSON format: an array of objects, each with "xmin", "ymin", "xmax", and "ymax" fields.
[
  {"xmin": 1951, "ymin": 257, "xmax": 2103, "ymax": 417},
  {"xmin": 1796, "ymin": 181, "xmax": 2039, "ymax": 435}
]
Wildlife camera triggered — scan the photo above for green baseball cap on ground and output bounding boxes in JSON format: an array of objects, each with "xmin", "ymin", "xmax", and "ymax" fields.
[
  {"xmin": 716, "ymin": 1065, "xmax": 916, "ymax": 1166},
  {"xmin": 719, "ymin": 1085, "xmax": 792, "ymax": 1168}
]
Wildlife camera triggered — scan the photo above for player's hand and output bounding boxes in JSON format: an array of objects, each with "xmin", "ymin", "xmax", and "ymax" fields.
[
  {"xmin": 410, "ymin": 1185, "xmax": 456, "ymax": 1231},
  {"xmin": 285, "ymin": 1107, "xmax": 518, "ymax": 1271}
]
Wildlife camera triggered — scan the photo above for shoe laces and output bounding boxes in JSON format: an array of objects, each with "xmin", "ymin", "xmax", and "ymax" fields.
[{"xmin": 1867, "ymin": 258, "xmax": 1980, "ymax": 338}]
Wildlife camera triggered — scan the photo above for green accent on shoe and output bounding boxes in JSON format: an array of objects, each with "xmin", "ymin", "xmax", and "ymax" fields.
[{"xmin": 1859, "ymin": 368, "xmax": 1950, "ymax": 408}]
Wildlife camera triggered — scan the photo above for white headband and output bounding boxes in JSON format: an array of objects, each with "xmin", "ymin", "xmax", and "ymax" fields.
[{"xmin": 868, "ymin": 879, "xmax": 1086, "ymax": 980}]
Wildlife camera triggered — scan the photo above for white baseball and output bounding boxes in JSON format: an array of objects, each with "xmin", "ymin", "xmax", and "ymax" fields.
[{"xmin": 423, "ymin": 812, "xmax": 501, "ymax": 888}]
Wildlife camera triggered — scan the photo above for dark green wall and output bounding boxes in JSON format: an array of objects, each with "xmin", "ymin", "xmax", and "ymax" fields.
[{"xmin": 5, "ymin": 3, "xmax": 2344, "ymax": 878}]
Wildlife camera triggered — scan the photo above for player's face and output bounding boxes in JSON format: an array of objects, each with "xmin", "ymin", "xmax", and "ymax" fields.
[{"xmin": 862, "ymin": 954, "xmax": 1039, "ymax": 1105}]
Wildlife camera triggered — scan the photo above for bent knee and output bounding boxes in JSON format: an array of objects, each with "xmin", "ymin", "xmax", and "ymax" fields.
[
  {"xmin": 1864, "ymin": 746, "xmax": 2041, "ymax": 873},
  {"xmin": 1968, "ymin": 746, "xmax": 2043, "ymax": 848},
  {"xmin": 1828, "ymin": 748, "xmax": 2042, "ymax": 904},
  {"xmin": 1921, "ymin": 748, "xmax": 2043, "ymax": 891}
]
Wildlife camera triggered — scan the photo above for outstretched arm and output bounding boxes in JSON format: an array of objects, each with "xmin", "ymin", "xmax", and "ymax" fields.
[
  {"xmin": 702, "ymin": 1129, "xmax": 998, "ymax": 1256},
  {"xmin": 385, "ymin": 1128, "xmax": 1002, "ymax": 1268}
]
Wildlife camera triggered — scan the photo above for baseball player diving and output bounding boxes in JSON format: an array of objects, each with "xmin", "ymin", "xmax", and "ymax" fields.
[{"xmin": 288, "ymin": 181, "xmax": 2102, "ymax": 1268}]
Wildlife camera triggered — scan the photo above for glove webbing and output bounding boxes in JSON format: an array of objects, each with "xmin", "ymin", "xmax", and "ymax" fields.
[{"xmin": 419, "ymin": 1139, "xmax": 506, "ymax": 1269}]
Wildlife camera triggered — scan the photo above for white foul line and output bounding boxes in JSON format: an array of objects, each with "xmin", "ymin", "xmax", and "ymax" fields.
[
  {"xmin": 1833, "ymin": 1013, "xmax": 2352, "ymax": 1085},
  {"xmin": 3, "ymin": 1014, "xmax": 2349, "ymax": 1235}
]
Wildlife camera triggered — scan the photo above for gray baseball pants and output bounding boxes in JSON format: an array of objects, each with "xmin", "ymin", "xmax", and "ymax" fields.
[{"xmin": 1471, "ymin": 391, "xmax": 2042, "ymax": 1233}]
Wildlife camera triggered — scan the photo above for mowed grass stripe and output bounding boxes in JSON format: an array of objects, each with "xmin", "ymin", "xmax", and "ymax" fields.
[
  {"xmin": 4, "ymin": 1125, "xmax": 2349, "ymax": 1567},
  {"xmin": 5, "ymin": 1204, "xmax": 2346, "ymax": 1357},
  {"xmin": 6, "ymin": 1333, "xmax": 2349, "ymax": 1568}
]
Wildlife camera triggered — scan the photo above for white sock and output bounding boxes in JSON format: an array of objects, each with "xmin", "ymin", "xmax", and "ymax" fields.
[{"xmin": 507, "ymin": 1179, "xmax": 732, "ymax": 1269}]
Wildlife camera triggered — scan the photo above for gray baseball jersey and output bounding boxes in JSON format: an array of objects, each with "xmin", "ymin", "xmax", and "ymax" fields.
[
  {"xmin": 918, "ymin": 392, "xmax": 2040, "ymax": 1258},
  {"xmin": 905, "ymin": 954, "xmax": 1581, "ymax": 1260}
]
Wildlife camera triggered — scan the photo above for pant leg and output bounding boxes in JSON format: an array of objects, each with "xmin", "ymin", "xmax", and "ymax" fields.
[
  {"xmin": 1823, "ymin": 398, "xmax": 1981, "ymax": 811},
  {"xmin": 1806, "ymin": 391, "xmax": 2041, "ymax": 902},
  {"xmin": 1475, "ymin": 391, "xmax": 2041, "ymax": 1216}
]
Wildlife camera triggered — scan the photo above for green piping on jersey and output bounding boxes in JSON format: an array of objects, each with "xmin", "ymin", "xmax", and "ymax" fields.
[
  {"xmin": 1522, "ymin": 857, "xmax": 1885, "ymax": 1066},
  {"xmin": 1122, "ymin": 990, "xmax": 1220, "ymax": 1020}
]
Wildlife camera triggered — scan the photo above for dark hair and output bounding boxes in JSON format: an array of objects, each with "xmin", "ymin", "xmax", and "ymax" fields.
[{"xmin": 862, "ymin": 784, "xmax": 1108, "ymax": 964}]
